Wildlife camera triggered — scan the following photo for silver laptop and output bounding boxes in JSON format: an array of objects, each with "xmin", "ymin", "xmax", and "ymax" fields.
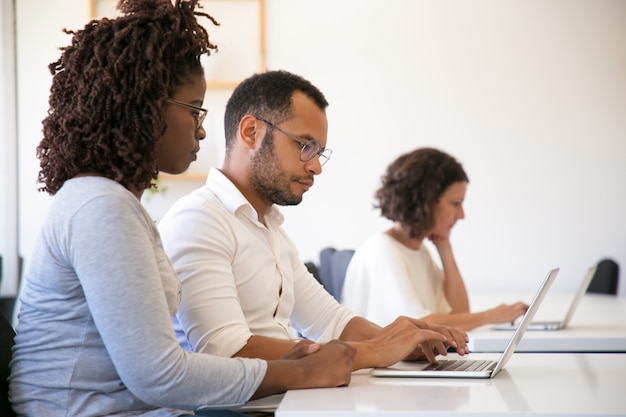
[
  {"xmin": 370, "ymin": 268, "xmax": 560, "ymax": 379},
  {"xmin": 493, "ymin": 265, "xmax": 596, "ymax": 331}
]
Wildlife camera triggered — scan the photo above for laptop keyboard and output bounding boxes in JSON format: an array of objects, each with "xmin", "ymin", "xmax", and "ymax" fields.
[{"xmin": 424, "ymin": 360, "xmax": 496, "ymax": 372}]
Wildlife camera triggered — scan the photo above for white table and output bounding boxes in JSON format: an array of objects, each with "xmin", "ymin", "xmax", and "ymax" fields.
[
  {"xmin": 275, "ymin": 353, "xmax": 626, "ymax": 416},
  {"xmin": 468, "ymin": 293, "xmax": 626, "ymax": 352}
]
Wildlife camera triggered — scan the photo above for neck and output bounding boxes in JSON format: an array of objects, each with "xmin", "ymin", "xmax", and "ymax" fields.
[
  {"xmin": 218, "ymin": 167, "xmax": 270, "ymax": 225},
  {"xmin": 128, "ymin": 186, "xmax": 143, "ymax": 200},
  {"xmin": 385, "ymin": 223, "xmax": 424, "ymax": 250}
]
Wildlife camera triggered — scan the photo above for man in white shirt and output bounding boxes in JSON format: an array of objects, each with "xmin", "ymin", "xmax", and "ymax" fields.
[{"xmin": 159, "ymin": 70, "xmax": 469, "ymax": 370}]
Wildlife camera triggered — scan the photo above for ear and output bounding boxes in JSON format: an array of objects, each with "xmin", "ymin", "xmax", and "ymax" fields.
[{"xmin": 239, "ymin": 115, "xmax": 263, "ymax": 151}]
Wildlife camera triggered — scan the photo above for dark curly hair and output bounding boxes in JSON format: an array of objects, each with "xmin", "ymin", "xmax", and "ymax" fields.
[
  {"xmin": 37, "ymin": 0, "xmax": 219, "ymax": 195},
  {"xmin": 375, "ymin": 147, "xmax": 469, "ymax": 239},
  {"xmin": 223, "ymin": 70, "xmax": 328, "ymax": 153}
]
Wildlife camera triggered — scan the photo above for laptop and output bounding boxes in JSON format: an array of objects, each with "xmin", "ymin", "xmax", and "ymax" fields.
[
  {"xmin": 370, "ymin": 268, "xmax": 560, "ymax": 379},
  {"xmin": 492, "ymin": 265, "xmax": 596, "ymax": 331},
  {"xmin": 197, "ymin": 394, "xmax": 284, "ymax": 414}
]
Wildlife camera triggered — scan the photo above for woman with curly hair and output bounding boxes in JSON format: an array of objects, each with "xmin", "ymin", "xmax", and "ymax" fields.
[
  {"xmin": 341, "ymin": 147, "xmax": 528, "ymax": 330},
  {"xmin": 9, "ymin": 1, "xmax": 354, "ymax": 416}
]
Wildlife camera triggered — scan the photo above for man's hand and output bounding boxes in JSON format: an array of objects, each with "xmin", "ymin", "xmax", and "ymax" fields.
[
  {"xmin": 394, "ymin": 318, "xmax": 469, "ymax": 361},
  {"xmin": 416, "ymin": 321, "xmax": 470, "ymax": 355},
  {"xmin": 348, "ymin": 316, "xmax": 452, "ymax": 369}
]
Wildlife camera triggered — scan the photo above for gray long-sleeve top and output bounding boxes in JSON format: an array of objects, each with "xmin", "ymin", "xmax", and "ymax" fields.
[{"xmin": 9, "ymin": 176, "xmax": 266, "ymax": 416}]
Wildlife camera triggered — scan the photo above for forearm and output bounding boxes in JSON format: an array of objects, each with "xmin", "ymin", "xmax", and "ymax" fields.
[
  {"xmin": 338, "ymin": 316, "xmax": 384, "ymax": 370},
  {"xmin": 250, "ymin": 360, "xmax": 302, "ymax": 399},
  {"xmin": 339, "ymin": 316, "xmax": 382, "ymax": 341},
  {"xmin": 233, "ymin": 335, "xmax": 298, "ymax": 360},
  {"xmin": 443, "ymin": 274, "xmax": 470, "ymax": 313},
  {"xmin": 251, "ymin": 339, "xmax": 355, "ymax": 399},
  {"xmin": 343, "ymin": 341, "xmax": 378, "ymax": 370},
  {"xmin": 438, "ymin": 243, "xmax": 469, "ymax": 312},
  {"xmin": 421, "ymin": 311, "xmax": 490, "ymax": 331}
]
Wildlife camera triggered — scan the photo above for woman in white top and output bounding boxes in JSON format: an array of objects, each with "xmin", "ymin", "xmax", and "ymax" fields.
[
  {"xmin": 8, "ymin": 1, "xmax": 354, "ymax": 416},
  {"xmin": 342, "ymin": 148, "xmax": 528, "ymax": 330}
]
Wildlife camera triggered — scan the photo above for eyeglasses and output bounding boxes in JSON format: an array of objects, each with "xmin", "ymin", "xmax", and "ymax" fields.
[
  {"xmin": 167, "ymin": 98, "xmax": 208, "ymax": 131},
  {"xmin": 255, "ymin": 116, "xmax": 332, "ymax": 166}
]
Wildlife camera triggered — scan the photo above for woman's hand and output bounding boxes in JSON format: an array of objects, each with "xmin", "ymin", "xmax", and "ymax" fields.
[
  {"xmin": 280, "ymin": 339, "xmax": 321, "ymax": 360},
  {"xmin": 254, "ymin": 339, "xmax": 356, "ymax": 399},
  {"xmin": 288, "ymin": 340, "xmax": 356, "ymax": 388},
  {"xmin": 487, "ymin": 302, "xmax": 529, "ymax": 324}
]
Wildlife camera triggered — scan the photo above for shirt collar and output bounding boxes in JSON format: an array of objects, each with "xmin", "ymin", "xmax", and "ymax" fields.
[{"xmin": 207, "ymin": 168, "xmax": 284, "ymax": 226}]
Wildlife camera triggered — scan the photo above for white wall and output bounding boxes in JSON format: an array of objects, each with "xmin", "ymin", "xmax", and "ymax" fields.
[
  {"xmin": 0, "ymin": 0, "xmax": 19, "ymax": 295},
  {"xmin": 270, "ymin": 0, "xmax": 626, "ymax": 295},
  {"xmin": 14, "ymin": 0, "xmax": 90, "ymax": 297},
  {"xmin": 12, "ymin": 0, "xmax": 626, "ymax": 298}
]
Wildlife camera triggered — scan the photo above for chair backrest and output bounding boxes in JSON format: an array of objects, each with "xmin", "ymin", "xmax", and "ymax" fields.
[
  {"xmin": 304, "ymin": 261, "xmax": 322, "ymax": 284},
  {"xmin": 319, "ymin": 247, "xmax": 355, "ymax": 301},
  {"xmin": 0, "ymin": 311, "xmax": 16, "ymax": 417},
  {"xmin": 586, "ymin": 258, "xmax": 619, "ymax": 295}
]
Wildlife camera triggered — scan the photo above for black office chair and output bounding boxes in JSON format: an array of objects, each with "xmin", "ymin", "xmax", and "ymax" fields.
[
  {"xmin": 586, "ymin": 258, "xmax": 619, "ymax": 295},
  {"xmin": 304, "ymin": 261, "xmax": 322, "ymax": 284},
  {"xmin": 0, "ymin": 311, "xmax": 16, "ymax": 417},
  {"xmin": 318, "ymin": 247, "xmax": 355, "ymax": 302}
]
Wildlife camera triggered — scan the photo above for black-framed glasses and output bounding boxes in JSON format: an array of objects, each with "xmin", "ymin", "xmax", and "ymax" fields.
[
  {"xmin": 167, "ymin": 98, "xmax": 208, "ymax": 131},
  {"xmin": 255, "ymin": 116, "xmax": 332, "ymax": 166}
]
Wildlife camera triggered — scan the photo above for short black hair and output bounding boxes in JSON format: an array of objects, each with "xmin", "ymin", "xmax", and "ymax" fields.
[{"xmin": 223, "ymin": 70, "xmax": 328, "ymax": 152}]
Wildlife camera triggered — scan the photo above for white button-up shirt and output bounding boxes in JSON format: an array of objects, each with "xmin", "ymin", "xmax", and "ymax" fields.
[{"xmin": 159, "ymin": 168, "xmax": 356, "ymax": 357}]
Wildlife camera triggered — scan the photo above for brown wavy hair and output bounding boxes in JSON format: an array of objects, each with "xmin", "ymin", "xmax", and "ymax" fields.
[
  {"xmin": 375, "ymin": 147, "xmax": 469, "ymax": 239},
  {"xmin": 37, "ymin": 0, "xmax": 218, "ymax": 195}
]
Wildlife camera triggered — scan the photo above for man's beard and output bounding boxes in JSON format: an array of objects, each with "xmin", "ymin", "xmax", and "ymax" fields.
[{"xmin": 249, "ymin": 138, "xmax": 304, "ymax": 207}]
